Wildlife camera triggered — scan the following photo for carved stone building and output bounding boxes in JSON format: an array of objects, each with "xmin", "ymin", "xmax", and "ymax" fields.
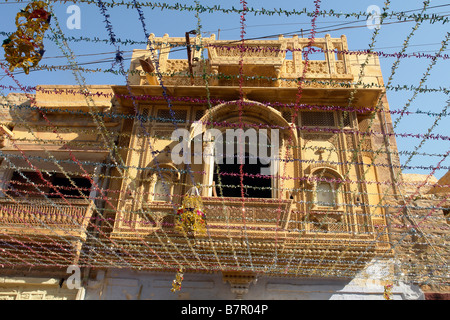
[{"xmin": 0, "ymin": 34, "xmax": 447, "ymax": 300}]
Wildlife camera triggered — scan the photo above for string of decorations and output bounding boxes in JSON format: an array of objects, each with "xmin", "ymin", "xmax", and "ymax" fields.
[
  {"xmin": 0, "ymin": 0, "xmax": 448, "ymax": 291},
  {"xmin": 2, "ymin": 7, "xmax": 173, "ymax": 269},
  {"xmin": 281, "ymin": 0, "xmax": 390, "ymax": 279},
  {"xmin": 5, "ymin": 93, "xmax": 450, "ymax": 119},
  {"xmin": 3, "ymin": 64, "xmax": 450, "ymax": 96},
  {"xmin": 2, "ymin": 29, "xmax": 449, "ymax": 61},
  {"xmin": 91, "ymin": 0, "xmax": 195, "ymax": 269},
  {"xmin": 16, "ymin": 0, "xmax": 449, "ymax": 24},
  {"xmin": 2, "ymin": 169, "xmax": 449, "ymax": 208},
  {"xmin": 275, "ymin": 0, "xmax": 323, "ymax": 276}
]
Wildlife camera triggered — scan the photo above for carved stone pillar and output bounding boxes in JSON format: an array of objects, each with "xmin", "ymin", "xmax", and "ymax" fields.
[
  {"xmin": 159, "ymin": 34, "xmax": 171, "ymax": 74},
  {"xmin": 341, "ymin": 35, "xmax": 351, "ymax": 74},
  {"xmin": 210, "ymin": 66, "xmax": 219, "ymax": 86},
  {"xmin": 325, "ymin": 34, "xmax": 336, "ymax": 75},
  {"xmin": 0, "ymin": 166, "xmax": 13, "ymax": 197}
]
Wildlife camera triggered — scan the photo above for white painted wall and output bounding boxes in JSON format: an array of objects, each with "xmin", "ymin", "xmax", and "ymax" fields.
[{"xmin": 83, "ymin": 259, "xmax": 423, "ymax": 300}]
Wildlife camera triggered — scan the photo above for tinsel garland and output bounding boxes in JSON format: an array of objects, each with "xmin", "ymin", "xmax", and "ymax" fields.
[
  {"xmin": 91, "ymin": 0, "xmax": 189, "ymax": 269},
  {"xmin": 2, "ymin": 1, "xmax": 51, "ymax": 74},
  {"xmin": 4, "ymin": 62, "xmax": 449, "ymax": 95},
  {"xmin": 171, "ymin": 267, "xmax": 184, "ymax": 292},
  {"xmin": 205, "ymin": 43, "xmax": 450, "ymax": 60},
  {"xmin": 3, "ymin": 174, "xmax": 449, "ymax": 207},
  {"xmin": 1, "ymin": 183, "xmax": 448, "ymax": 234},
  {"xmin": 355, "ymin": 26, "xmax": 450, "ymax": 259},
  {"xmin": 2, "ymin": 14, "xmax": 171, "ymax": 270},
  {"xmin": 4, "ymin": 90, "xmax": 450, "ymax": 118},
  {"xmin": 125, "ymin": 0, "xmax": 210, "ymax": 271},
  {"xmin": 0, "ymin": 0, "xmax": 448, "ymax": 286},
  {"xmin": 281, "ymin": 0, "xmax": 389, "ymax": 276},
  {"xmin": 337, "ymin": 0, "xmax": 441, "ymax": 237},
  {"xmin": 2, "ymin": 30, "xmax": 449, "ymax": 60},
  {"xmin": 175, "ymin": 187, "xmax": 207, "ymax": 236},
  {"xmin": 4, "ymin": 133, "xmax": 448, "ymax": 171},
  {"xmin": 384, "ymin": 283, "xmax": 393, "ymax": 300},
  {"xmin": 19, "ymin": 0, "xmax": 449, "ymax": 25}
]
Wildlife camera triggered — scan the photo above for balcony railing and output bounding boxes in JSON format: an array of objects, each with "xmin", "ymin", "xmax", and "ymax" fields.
[
  {"xmin": 0, "ymin": 198, "xmax": 95, "ymax": 238},
  {"xmin": 113, "ymin": 197, "xmax": 293, "ymax": 238},
  {"xmin": 138, "ymin": 34, "xmax": 355, "ymax": 87},
  {"xmin": 200, "ymin": 197, "xmax": 293, "ymax": 237},
  {"xmin": 308, "ymin": 209, "xmax": 349, "ymax": 234}
]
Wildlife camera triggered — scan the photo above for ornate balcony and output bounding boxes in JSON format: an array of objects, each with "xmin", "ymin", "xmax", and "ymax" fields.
[
  {"xmin": 0, "ymin": 198, "xmax": 95, "ymax": 239},
  {"xmin": 112, "ymin": 197, "xmax": 293, "ymax": 239},
  {"xmin": 200, "ymin": 197, "xmax": 293, "ymax": 238},
  {"xmin": 106, "ymin": 196, "xmax": 385, "ymax": 274}
]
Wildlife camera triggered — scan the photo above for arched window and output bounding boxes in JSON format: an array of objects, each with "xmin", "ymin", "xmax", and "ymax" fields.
[
  {"xmin": 307, "ymin": 166, "xmax": 343, "ymax": 210},
  {"xmin": 142, "ymin": 163, "xmax": 180, "ymax": 203},
  {"xmin": 316, "ymin": 181, "xmax": 335, "ymax": 207},
  {"xmin": 153, "ymin": 177, "xmax": 172, "ymax": 202},
  {"xmin": 193, "ymin": 100, "xmax": 295, "ymax": 200}
]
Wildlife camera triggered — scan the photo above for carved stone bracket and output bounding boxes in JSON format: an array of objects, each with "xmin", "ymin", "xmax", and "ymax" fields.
[{"xmin": 222, "ymin": 272, "xmax": 257, "ymax": 300}]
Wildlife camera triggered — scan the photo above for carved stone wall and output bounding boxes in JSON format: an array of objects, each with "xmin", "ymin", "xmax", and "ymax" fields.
[{"xmin": 0, "ymin": 276, "xmax": 82, "ymax": 300}]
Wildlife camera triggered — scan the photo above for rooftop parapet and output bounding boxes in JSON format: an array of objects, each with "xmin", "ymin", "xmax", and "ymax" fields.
[{"xmin": 128, "ymin": 33, "xmax": 385, "ymax": 89}]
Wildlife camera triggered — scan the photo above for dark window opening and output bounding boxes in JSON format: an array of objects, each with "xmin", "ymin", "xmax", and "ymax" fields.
[
  {"xmin": 49, "ymin": 174, "xmax": 92, "ymax": 199},
  {"xmin": 7, "ymin": 171, "xmax": 91, "ymax": 199},
  {"xmin": 213, "ymin": 153, "xmax": 272, "ymax": 198},
  {"xmin": 444, "ymin": 208, "xmax": 450, "ymax": 225}
]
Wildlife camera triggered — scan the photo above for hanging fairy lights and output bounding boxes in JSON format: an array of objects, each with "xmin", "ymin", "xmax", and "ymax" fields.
[{"xmin": 0, "ymin": 0, "xmax": 448, "ymax": 291}]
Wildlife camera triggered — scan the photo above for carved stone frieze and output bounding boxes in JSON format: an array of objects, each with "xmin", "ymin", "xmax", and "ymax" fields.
[{"xmin": 222, "ymin": 272, "xmax": 257, "ymax": 300}]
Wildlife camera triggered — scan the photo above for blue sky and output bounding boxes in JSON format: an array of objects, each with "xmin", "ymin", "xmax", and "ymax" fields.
[{"xmin": 0, "ymin": 0, "xmax": 449, "ymax": 179}]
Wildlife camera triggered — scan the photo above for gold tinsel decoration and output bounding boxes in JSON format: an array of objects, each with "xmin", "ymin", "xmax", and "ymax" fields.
[
  {"xmin": 2, "ymin": 1, "xmax": 51, "ymax": 74},
  {"xmin": 175, "ymin": 187, "xmax": 207, "ymax": 236},
  {"xmin": 170, "ymin": 268, "xmax": 184, "ymax": 293},
  {"xmin": 384, "ymin": 283, "xmax": 393, "ymax": 300}
]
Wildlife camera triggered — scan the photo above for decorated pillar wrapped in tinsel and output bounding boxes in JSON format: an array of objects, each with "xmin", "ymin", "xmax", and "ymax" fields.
[
  {"xmin": 175, "ymin": 186, "xmax": 207, "ymax": 236},
  {"xmin": 2, "ymin": 1, "xmax": 51, "ymax": 74}
]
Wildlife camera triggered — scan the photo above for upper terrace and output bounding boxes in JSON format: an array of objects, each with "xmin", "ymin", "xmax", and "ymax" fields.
[
  {"xmin": 129, "ymin": 33, "xmax": 385, "ymax": 86},
  {"xmin": 123, "ymin": 33, "xmax": 384, "ymax": 110}
]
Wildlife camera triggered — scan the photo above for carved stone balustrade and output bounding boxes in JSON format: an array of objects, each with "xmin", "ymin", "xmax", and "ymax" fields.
[
  {"xmin": 308, "ymin": 209, "xmax": 349, "ymax": 234},
  {"xmin": 111, "ymin": 201, "xmax": 176, "ymax": 238},
  {"xmin": 200, "ymin": 197, "xmax": 293, "ymax": 238},
  {"xmin": 133, "ymin": 34, "xmax": 357, "ymax": 88},
  {"xmin": 0, "ymin": 198, "xmax": 94, "ymax": 239}
]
